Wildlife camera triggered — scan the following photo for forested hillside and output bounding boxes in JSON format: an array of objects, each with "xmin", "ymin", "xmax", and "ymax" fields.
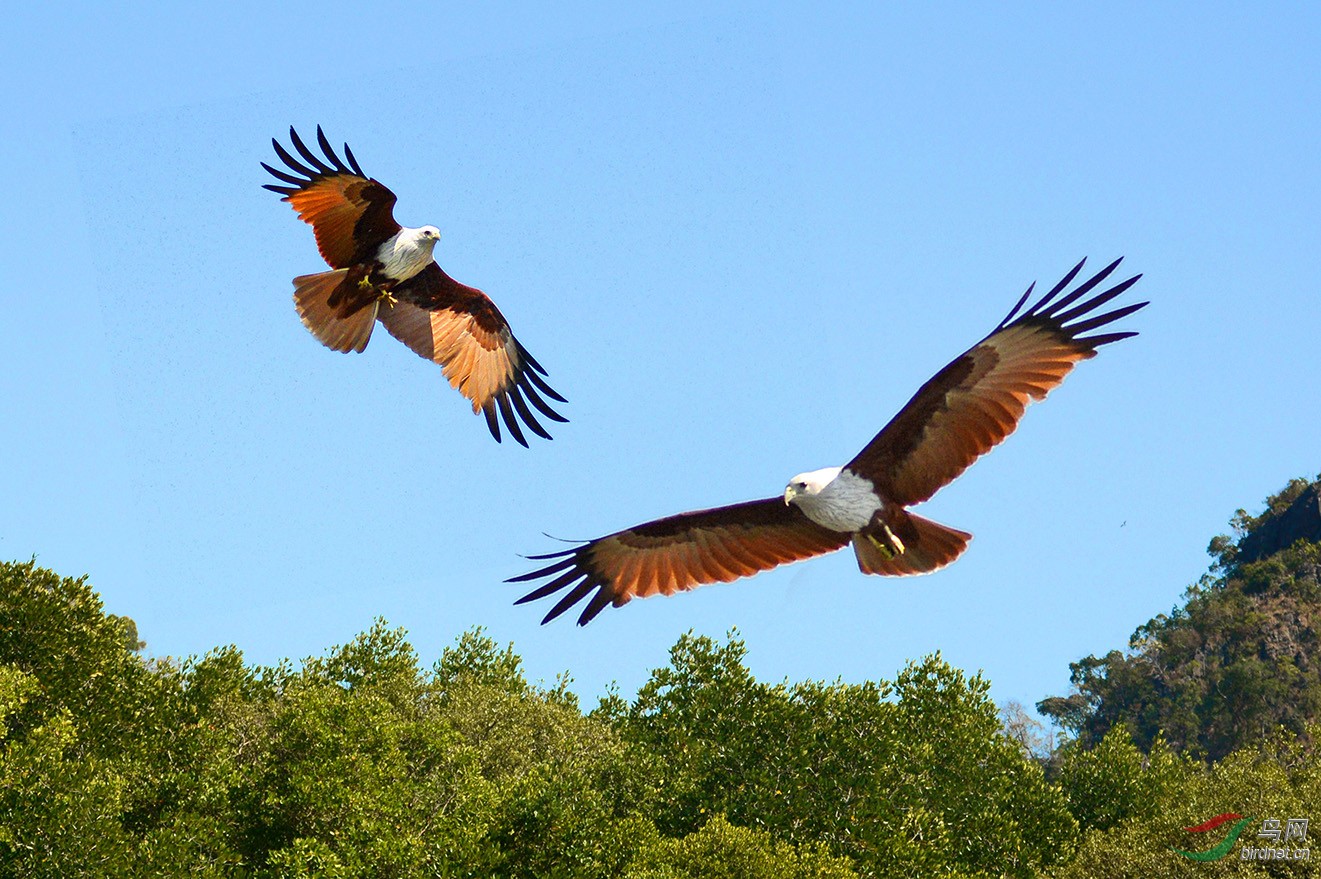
[
  {"xmin": 1039, "ymin": 476, "xmax": 1321, "ymax": 760},
  {"xmin": 2, "ymin": 477, "xmax": 1319, "ymax": 877}
]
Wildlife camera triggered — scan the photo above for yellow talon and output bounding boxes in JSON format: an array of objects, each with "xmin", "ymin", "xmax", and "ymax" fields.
[
  {"xmin": 866, "ymin": 532, "xmax": 895, "ymax": 559},
  {"xmin": 357, "ymin": 277, "xmax": 374, "ymax": 292},
  {"xmin": 865, "ymin": 525, "xmax": 905, "ymax": 559},
  {"xmin": 378, "ymin": 290, "xmax": 398, "ymax": 308},
  {"xmin": 886, "ymin": 526, "xmax": 905, "ymax": 556}
]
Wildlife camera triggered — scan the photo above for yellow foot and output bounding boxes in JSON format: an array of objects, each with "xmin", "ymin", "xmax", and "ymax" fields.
[
  {"xmin": 866, "ymin": 525, "xmax": 906, "ymax": 558},
  {"xmin": 356, "ymin": 276, "xmax": 374, "ymax": 292},
  {"xmin": 885, "ymin": 525, "xmax": 906, "ymax": 556},
  {"xmin": 378, "ymin": 290, "xmax": 398, "ymax": 308},
  {"xmin": 864, "ymin": 533, "xmax": 894, "ymax": 559}
]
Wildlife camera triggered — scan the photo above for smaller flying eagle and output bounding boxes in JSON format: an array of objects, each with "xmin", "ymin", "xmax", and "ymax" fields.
[
  {"xmin": 512, "ymin": 258, "xmax": 1146, "ymax": 624},
  {"xmin": 262, "ymin": 126, "xmax": 566, "ymax": 446}
]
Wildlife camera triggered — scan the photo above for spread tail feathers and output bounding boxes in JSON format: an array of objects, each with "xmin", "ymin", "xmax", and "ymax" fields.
[
  {"xmin": 853, "ymin": 510, "xmax": 972, "ymax": 576},
  {"xmin": 292, "ymin": 270, "xmax": 378, "ymax": 353}
]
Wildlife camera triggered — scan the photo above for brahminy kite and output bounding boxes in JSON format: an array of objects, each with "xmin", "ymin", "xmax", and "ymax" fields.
[
  {"xmin": 262, "ymin": 126, "xmax": 566, "ymax": 446},
  {"xmin": 512, "ymin": 258, "xmax": 1145, "ymax": 624}
]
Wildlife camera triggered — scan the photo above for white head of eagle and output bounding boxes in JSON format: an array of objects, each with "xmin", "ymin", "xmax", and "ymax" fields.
[
  {"xmin": 784, "ymin": 466, "xmax": 843, "ymax": 503},
  {"xmin": 784, "ymin": 466, "xmax": 882, "ymax": 534},
  {"xmin": 379, "ymin": 225, "xmax": 442, "ymax": 280}
]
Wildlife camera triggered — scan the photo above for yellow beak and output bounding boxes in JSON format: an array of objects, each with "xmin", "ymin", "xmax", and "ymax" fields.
[{"xmin": 784, "ymin": 486, "xmax": 796, "ymax": 505}]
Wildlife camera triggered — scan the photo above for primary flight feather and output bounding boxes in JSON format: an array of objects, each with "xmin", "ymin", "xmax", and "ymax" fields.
[
  {"xmin": 262, "ymin": 126, "xmax": 566, "ymax": 446},
  {"xmin": 512, "ymin": 258, "xmax": 1145, "ymax": 624}
]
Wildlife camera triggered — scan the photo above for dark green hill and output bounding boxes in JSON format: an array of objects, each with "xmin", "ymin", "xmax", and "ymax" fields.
[{"xmin": 1039, "ymin": 476, "xmax": 1321, "ymax": 761}]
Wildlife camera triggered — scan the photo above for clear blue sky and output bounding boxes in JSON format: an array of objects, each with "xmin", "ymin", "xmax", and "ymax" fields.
[{"xmin": 4, "ymin": 3, "xmax": 1318, "ymax": 715}]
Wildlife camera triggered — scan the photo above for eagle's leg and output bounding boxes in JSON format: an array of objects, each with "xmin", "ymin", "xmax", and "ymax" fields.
[
  {"xmin": 865, "ymin": 523, "xmax": 906, "ymax": 559},
  {"xmin": 371, "ymin": 279, "xmax": 399, "ymax": 309},
  {"xmin": 350, "ymin": 271, "xmax": 398, "ymax": 308},
  {"xmin": 330, "ymin": 266, "xmax": 382, "ymax": 317}
]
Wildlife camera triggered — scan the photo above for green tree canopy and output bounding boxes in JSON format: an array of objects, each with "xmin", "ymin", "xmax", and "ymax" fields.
[
  {"xmin": 607, "ymin": 632, "xmax": 1077, "ymax": 877},
  {"xmin": 6, "ymin": 470, "xmax": 1321, "ymax": 879},
  {"xmin": 3, "ymin": 560, "xmax": 1064, "ymax": 877}
]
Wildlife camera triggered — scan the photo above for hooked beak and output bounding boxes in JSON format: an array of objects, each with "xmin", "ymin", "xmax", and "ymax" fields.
[{"xmin": 783, "ymin": 486, "xmax": 797, "ymax": 505}]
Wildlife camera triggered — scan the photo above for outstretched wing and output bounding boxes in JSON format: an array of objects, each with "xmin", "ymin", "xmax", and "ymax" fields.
[
  {"xmin": 379, "ymin": 263, "xmax": 567, "ymax": 446},
  {"xmin": 262, "ymin": 126, "xmax": 401, "ymax": 269},
  {"xmin": 847, "ymin": 258, "xmax": 1146, "ymax": 506},
  {"xmin": 510, "ymin": 498, "xmax": 851, "ymax": 625}
]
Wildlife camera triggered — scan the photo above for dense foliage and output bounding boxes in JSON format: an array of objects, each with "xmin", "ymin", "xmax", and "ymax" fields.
[
  {"xmin": 1039, "ymin": 476, "xmax": 1321, "ymax": 761},
  {"xmin": 2, "ymin": 559, "xmax": 1066, "ymax": 877},
  {"xmin": 1049, "ymin": 727, "xmax": 1320, "ymax": 878},
  {"xmin": 3, "ymin": 477, "xmax": 1319, "ymax": 876}
]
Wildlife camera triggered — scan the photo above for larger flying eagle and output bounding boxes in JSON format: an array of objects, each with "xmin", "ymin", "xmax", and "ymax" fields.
[
  {"xmin": 262, "ymin": 126, "xmax": 566, "ymax": 446},
  {"xmin": 512, "ymin": 258, "xmax": 1145, "ymax": 624}
]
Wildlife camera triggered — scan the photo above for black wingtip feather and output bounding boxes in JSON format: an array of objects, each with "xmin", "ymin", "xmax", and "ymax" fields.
[
  {"xmin": 271, "ymin": 138, "xmax": 317, "ymax": 179},
  {"xmin": 996, "ymin": 258, "xmax": 1143, "ymax": 347},
  {"xmin": 290, "ymin": 127, "xmax": 334, "ymax": 175},
  {"xmin": 1021, "ymin": 257, "xmax": 1089, "ymax": 320},
  {"xmin": 516, "ymin": 569, "xmax": 585, "ymax": 604},
  {"xmin": 520, "ymin": 380, "xmax": 569, "ymax": 423},
  {"xmin": 521, "ymin": 547, "xmax": 582, "ymax": 562},
  {"xmin": 1078, "ymin": 330, "xmax": 1140, "ymax": 348},
  {"xmin": 343, "ymin": 142, "xmax": 366, "ymax": 177},
  {"xmin": 496, "ymin": 394, "xmax": 529, "ymax": 447},
  {"xmin": 508, "ymin": 387, "xmax": 553, "ymax": 440},
  {"xmin": 1050, "ymin": 284, "xmax": 1129, "ymax": 326},
  {"xmin": 998, "ymin": 281, "xmax": 1036, "ymax": 330},
  {"xmin": 261, "ymin": 162, "xmax": 305, "ymax": 186},
  {"xmin": 518, "ymin": 342, "xmax": 551, "ymax": 377},
  {"xmin": 524, "ymin": 367, "xmax": 568, "ymax": 404},
  {"xmin": 510, "ymin": 542, "xmax": 612, "ymax": 626},
  {"xmin": 482, "ymin": 401, "xmax": 502, "ymax": 443},
  {"xmin": 264, "ymin": 128, "xmax": 369, "ymax": 195},
  {"xmin": 506, "ymin": 557, "xmax": 577, "ymax": 585},
  {"xmin": 1039, "ymin": 258, "xmax": 1125, "ymax": 321},
  {"xmin": 1045, "ymin": 257, "xmax": 1088, "ymax": 300},
  {"xmin": 1052, "ymin": 277, "xmax": 1141, "ymax": 327},
  {"xmin": 315, "ymin": 126, "xmax": 351, "ymax": 174},
  {"xmin": 543, "ymin": 582, "xmax": 595, "ymax": 624},
  {"xmin": 578, "ymin": 588, "xmax": 614, "ymax": 625},
  {"xmin": 1068, "ymin": 301, "xmax": 1148, "ymax": 337}
]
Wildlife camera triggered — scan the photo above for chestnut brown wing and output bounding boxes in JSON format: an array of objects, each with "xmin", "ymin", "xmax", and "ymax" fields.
[
  {"xmin": 379, "ymin": 264, "xmax": 566, "ymax": 446},
  {"xmin": 510, "ymin": 498, "xmax": 851, "ymax": 625},
  {"xmin": 262, "ymin": 126, "xmax": 400, "ymax": 268},
  {"xmin": 846, "ymin": 258, "xmax": 1145, "ymax": 506}
]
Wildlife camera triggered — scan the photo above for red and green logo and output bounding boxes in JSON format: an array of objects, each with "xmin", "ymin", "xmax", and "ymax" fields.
[{"xmin": 1173, "ymin": 813, "xmax": 1254, "ymax": 861}]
